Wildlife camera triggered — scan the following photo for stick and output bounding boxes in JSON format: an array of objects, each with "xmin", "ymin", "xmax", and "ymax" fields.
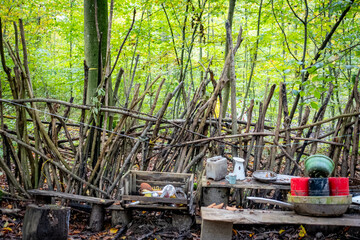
[{"xmin": 1, "ymin": 130, "xmax": 109, "ymax": 197}]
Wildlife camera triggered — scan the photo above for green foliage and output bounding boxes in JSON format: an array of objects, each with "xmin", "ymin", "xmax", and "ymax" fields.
[{"xmin": 0, "ymin": 0, "xmax": 359, "ymax": 123}]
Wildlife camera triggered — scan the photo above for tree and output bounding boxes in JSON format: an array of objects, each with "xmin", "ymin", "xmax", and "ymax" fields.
[
  {"xmin": 221, "ymin": 0, "xmax": 236, "ymax": 118},
  {"xmin": 84, "ymin": 0, "xmax": 108, "ymax": 104}
]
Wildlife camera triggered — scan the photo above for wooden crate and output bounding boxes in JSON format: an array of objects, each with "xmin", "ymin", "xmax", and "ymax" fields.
[{"xmin": 120, "ymin": 171, "xmax": 195, "ymax": 214}]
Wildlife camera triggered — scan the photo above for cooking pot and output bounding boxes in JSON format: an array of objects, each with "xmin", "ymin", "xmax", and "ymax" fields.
[{"xmin": 247, "ymin": 195, "xmax": 352, "ymax": 217}]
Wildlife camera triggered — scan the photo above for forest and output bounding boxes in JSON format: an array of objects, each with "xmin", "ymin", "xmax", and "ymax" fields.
[{"xmin": 0, "ymin": 0, "xmax": 360, "ymax": 239}]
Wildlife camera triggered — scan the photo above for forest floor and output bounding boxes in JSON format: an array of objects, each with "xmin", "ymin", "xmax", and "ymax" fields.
[
  {"xmin": 1, "ymin": 165, "xmax": 360, "ymax": 239},
  {"xmin": 1, "ymin": 198, "xmax": 360, "ymax": 240}
]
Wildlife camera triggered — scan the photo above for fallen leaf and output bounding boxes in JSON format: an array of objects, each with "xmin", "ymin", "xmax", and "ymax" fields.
[
  {"xmin": 298, "ymin": 225, "xmax": 306, "ymax": 238},
  {"xmin": 207, "ymin": 203, "xmax": 216, "ymax": 208},
  {"xmin": 110, "ymin": 228, "xmax": 118, "ymax": 234},
  {"xmin": 226, "ymin": 206, "xmax": 238, "ymax": 211},
  {"xmin": 213, "ymin": 203, "xmax": 224, "ymax": 209},
  {"xmin": 70, "ymin": 230, "xmax": 81, "ymax": 235}
]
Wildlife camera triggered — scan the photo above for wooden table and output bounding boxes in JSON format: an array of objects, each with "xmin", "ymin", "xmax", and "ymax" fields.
[
  {"xmin": 200, "ymin": 207, "xmax": 360, "ymax": 240},
  {"xmin": 201, "ymin": 176, "xmax": 291, "ymax": 206}
]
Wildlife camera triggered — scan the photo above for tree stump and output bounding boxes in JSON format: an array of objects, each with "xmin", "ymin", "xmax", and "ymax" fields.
[
  {"xmin": 202, "ymin": 187, "xmax": 229, "ymax": 206},
  {"xmin": 172, "ymin": 212, "xmax": 193, "ymax": 231},
  {"xmin": 108, "ymin": 205, "xmax": 132, "ymax": 227},
  {"xmin": 22, "ymin": 204, "xmax": 70, "ymax": 240},
  {"xmin": 89, "ymin": 204, "xmax": 105, "ymax": 231}
]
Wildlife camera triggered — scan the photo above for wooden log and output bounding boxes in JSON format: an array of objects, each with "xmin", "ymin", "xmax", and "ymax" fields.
[
  {"xmin": 22, "ymin": 204, "xmax": 70, "ymax": 240},
  {"xmin": 200, "ymin": 219, "xmax": 232, "ymax": 240},
  {"xmin": 202, "ymin": 187, "xmax": 229, "ymax": 206},
  {"xmin": 172, "ymin": 212, "xmax": 193, "ymax": 231},
  {"xmin": 108, "ymin": 205, "xmax": 132, "ymax": 227},
  {"xmin": 27, "ymin": 189, "xmax": 114, "ymax": 206},
  {"xmin": 89, "ymin": 204, "xmax": 105, "ymax": 232}
]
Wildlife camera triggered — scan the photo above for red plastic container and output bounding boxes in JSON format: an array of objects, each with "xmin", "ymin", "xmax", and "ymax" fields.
[
  {"xmin": 328, "ymin": 177, "xmax": 349, "ymax": 196},
  {"xmin": 291, "ymin": 177, "xmax": 309, "ymax": 196}
]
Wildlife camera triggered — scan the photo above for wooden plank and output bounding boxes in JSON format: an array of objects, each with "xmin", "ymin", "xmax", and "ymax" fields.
[
  {"xmin": 125, "ymin": 177, "xmax": 129, "ymax": 195},
  {"xmin": 28, "ymin": 190, "xmax": 114, "ymax": 206},
  {"xmin": 133, "ymin": 170, "xmax": 192, "ymax": 178},
  {"xmin": 136, "ymin": 175, "xmax": 187, "ymax": 183},
  {"xmin": 201, "ymin": 208, "xmax": 360, "ymax": 226},
  {"xmin": 129, "ymin": 173, "xmax": 133, "ymax": 194},
  {"xmin": 188, "ymin": 174, "xmax": 195, "ymax": 214},
  {"xmin": 201, "ymin": 176, "xmax": 290, "ymax": 190},
  {"xmin": 124, "ymin": 204, "xmax": 187, "ymax": 211},
  {"xmin": 122, "ymin": 195, "xmax": 187, "ymax": 204},
  {"xmin": 133, "ymin": 170, "xmax": 191, "ymax": 183},
  {"xmin": 135, "ymin": 180, "xmax": 185, "ymax": 188},
  {"xmin": 132, "ymin": 174, "xmax": 137, "ymax": 194}
]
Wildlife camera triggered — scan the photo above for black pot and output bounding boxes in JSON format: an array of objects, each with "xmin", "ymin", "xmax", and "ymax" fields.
[{"xmin": 308, "ymin": 178, "xmax": 329, "ymax": 196}]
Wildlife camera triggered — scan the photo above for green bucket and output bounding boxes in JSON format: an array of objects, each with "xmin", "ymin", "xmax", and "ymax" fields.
[{"xmin": 304, "ymin": 154, "xmax": 335, "ymax": 177}]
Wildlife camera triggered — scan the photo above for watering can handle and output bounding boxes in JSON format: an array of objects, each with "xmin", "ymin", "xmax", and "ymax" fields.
[{"xmin": 247, "ymin": 197, "xmax": 294, "ymax": 210}]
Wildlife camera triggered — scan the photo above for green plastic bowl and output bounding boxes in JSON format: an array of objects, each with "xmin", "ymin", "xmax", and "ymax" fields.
[{"xmin": 304, "ymin": 154, "xmax": 334, "ymax": 177}]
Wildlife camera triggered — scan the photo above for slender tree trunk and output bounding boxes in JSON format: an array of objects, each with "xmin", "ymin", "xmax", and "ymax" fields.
[
  {"xmin": 84, "ymin": 0, "xmax": 108, "ymax": 104},
  {"xmin": 221, "ymin": 0, "xmax": 236, "ymax": 117},
  {"xmin": 240, "ymin": 0, "xmax": 263, "ymax": 119}
]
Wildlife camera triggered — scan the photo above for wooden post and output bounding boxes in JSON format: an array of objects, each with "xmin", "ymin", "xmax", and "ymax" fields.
[
  {"xmin": 108, "ymin": 205, "xmax": 132, "ymax": 227},
  {"xmin": 202, "ymin": 187, "xmax": 229, "ymax": 206},
  {"xmin": 89, "ymin": 204, "xmax": 105, "ymax": 231},
  {"xmin": 172, "ymin": 212, "xmax": 193, "ymax": 231},
  {"xmin": 22, "ymin": 204, "xmax": 70, "ymax": 240}
]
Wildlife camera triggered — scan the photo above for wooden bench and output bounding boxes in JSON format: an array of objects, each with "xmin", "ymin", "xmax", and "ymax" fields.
[
  {"xmin": 28, "ymin": 189, "xmax": 114, "ymax": 231},
  {"xmin": 200, "ymin": 207, "xmax": 360, "ymax": 240}
]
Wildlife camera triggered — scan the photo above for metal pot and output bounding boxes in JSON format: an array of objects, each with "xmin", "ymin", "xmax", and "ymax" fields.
[{"xmin": 247, "ymin": 195, "xmax": 352, "ymax": 217}]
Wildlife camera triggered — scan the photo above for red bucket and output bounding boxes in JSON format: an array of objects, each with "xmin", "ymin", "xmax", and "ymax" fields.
[
  {"xmin": 328, "ymin": 177, "xmax": 349, "ymax": 196},
  {"xmin": 291, "ymin": 177, "xmax": 309, "ymax": 196}
]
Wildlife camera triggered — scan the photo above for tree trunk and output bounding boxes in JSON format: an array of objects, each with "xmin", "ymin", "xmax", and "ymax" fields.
[
  {"xmin": 221, "ymin": 0, "xmax": 236, "ymax": 117},
  {"xmin": 22, "ymin": 204, "xmax": 70, "ymax": 240},
  {"xmin": 84, "ymin": 0, "xmax": 108, "ymax": 104}
]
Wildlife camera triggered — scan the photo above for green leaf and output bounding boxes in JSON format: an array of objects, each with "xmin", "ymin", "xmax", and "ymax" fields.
[
  {"xmin": 308, "ymin": 66, "xmax": 317, "ymax": 74},
  {"xmin": 299, "ymin": 91, "xmax": 305, "ymax": 97},
  {"xmin": 314, "ymin": 91, "xmax": 321, "ymax": 99},
  {"xmin": 310, "ymin": 102, "xmax": 319, "ymax": 109}
]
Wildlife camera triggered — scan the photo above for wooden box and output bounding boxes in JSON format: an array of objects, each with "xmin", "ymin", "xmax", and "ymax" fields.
[{"xmin": 120, "ymin": 171, "xmax": 195, "ymax": 214}]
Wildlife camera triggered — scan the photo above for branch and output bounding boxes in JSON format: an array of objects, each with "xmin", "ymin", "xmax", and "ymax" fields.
[
  {"xmin": 271, "ymin": 0, "xmax": 299, "ymax": 61},
  {"xmin": 108, "ymin": 8, "xmax": 136, "ymax": 78},
  {"xmin": 285, "ymin": 0, "xmax": 305, "ymax": 24},
  {"xmin": 313, "ymin": 0, "xmax": 354, "ymax": 62},
  {"xmin": 0, "ymin": 129, "xmax": 109, "ymax": 197}
]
